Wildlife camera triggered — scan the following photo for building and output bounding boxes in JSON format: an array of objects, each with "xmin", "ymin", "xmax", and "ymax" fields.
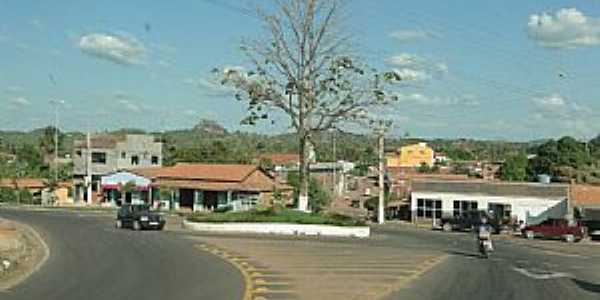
[
  {"xmin": 256, "ymin": 153, "xmax": 300, "ymax": 171},
  {"xmin": 0, "ymin": 178, "xmax": 72, "ymax": 205},
  {"xmin": 118, "ymin": 163, "xmax": 293, "ymax": 212},
  {"xmin": 281, "ymin": 161, "xmax": 355, "ymax": 197},
  {"xmin": 72, "ymin": 134, "xmax": 162, "ymax": 203},
  {"xmin": 434, "ymin": 152, "xmax": 449, "ymax": 164},
  {"xmin": 99, "ymin": 170, "xmax": 155, "ymax": 206},
  {"xmin": 411, "ymin": 180, "xmax": 570, "ymax": 225},
  {"xmin": 386, "ymin": 143, "xmax": 435, "ymax": 168}
]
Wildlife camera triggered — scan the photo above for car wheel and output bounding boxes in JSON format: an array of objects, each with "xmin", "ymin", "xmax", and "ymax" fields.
[
  {"xmin": 564, "ymin": 234, "xmax": 575, "ymax": 243},
  {"xmin": 525, "ymin": 230, "xmax": 535, "ymax": 240},
  {"xmin": 133, "ymin": 221, "xmax": 142, "ymax": 231},
  {"xmin": 115, "ymin": 220, "xmax": 122, "ymax": 229},
  {"xmin": 442, "ymin": 223, "xmax": 452, "ymax": 232}
]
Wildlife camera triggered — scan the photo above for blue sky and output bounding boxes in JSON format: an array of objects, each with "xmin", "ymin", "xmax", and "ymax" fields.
[{"xmin": 1, "ymin": 0, "xmax": 600, "ymax": 141}]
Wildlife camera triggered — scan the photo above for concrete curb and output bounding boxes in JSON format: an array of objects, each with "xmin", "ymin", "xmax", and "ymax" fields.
[
  {"xmin": 183, "ymin": 220, "xmax": 370, "ymax": 238},
  {"xmin": 0, "ymin": 218, "xmax": 50, "ymax": 291}
]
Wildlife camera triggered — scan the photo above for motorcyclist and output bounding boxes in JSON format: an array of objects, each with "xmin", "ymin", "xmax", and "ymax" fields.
[{"xmin": 477, "ymin": 217, "xmax": 493, "ymax": 257}]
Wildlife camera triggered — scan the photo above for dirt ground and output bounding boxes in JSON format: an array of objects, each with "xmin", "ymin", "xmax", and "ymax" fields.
[{"xmin": 0, "ymin": 218, "xmax": 47, "ymax": 290}]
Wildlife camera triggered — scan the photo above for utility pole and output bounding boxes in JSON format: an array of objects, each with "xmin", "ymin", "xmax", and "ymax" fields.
[
  {"xmin": 49, "ymin": 100, "xmax": 64, "ymax": 184},
  {"xmin": 86, "ymin": 131, "xmax": 92, "ymax": 205},
  {"xmin": 332, "ymin": 129, "xmax": 337, "ymax": 195},
  {"xmin": 378, "ymin": 126, "xmax": 385, "ymax": 225}
]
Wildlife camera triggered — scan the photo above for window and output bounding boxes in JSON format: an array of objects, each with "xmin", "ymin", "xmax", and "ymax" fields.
[
  {"xmin": 416, "ymin": 198, "xmax": 442, "ymax": 219},
  {"xmin": 121, "ymin": 152, "xmax": 126, "ymax": 159},
  {"xmin": 76, "ymin": 150, "xmax": 82, "ymax": 157},
  {"xmin": 91, "ymin": 152, "xmax": 106, "ymax": 164},
  {"xmin": 151, "ymin": 156, "xmax": 159, "ymax": 165},
  {"xmin": 131, "ymin": 155, "xmax": 139, "ymax": 165},
  {"xmin": 453, "ymin": 201, "xmax": 478, "ymax": 217}
]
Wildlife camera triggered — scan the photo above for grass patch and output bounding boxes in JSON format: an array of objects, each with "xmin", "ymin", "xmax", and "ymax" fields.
[{"xmin": 187, "ymin": 209, "xmax": 365, "ymax": 227}]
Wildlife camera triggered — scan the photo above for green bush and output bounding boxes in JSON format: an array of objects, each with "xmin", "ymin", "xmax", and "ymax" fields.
[
  {"xmin": 0, "ymin": 188, "xmax": 16, "ymax": 202},
  {"xmin": 187, "ymin": 209, "xmax": 365, "ymax": 226}
]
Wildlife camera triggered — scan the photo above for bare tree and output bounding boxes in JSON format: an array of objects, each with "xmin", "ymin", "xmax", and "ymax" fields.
[{"xmin": 217, "ymin": 0, "xmax": 401, "ymax": 211}]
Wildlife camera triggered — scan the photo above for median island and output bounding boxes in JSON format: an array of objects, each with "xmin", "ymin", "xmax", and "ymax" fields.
[{"xmin": 184, "ymin": 209, "xmax": 370, "ymax": 238}]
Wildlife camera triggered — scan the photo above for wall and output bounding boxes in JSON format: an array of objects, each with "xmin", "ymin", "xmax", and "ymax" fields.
[
  {"xmin": 411, "ymin": 191, "xmax": 566, "ymax": 224},
  {"xmin": 387, "ymin": 144, "xmax": 434, "ymax": 168}
]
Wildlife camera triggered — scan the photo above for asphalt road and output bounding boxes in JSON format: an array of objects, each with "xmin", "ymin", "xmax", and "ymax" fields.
[
  {"xmin": 0, "ymin": 209, "xmax": 244, "ymax": 300},
  {"xmin": 375, "ymin": 226, "xmax": 600, "ymax": 300}
]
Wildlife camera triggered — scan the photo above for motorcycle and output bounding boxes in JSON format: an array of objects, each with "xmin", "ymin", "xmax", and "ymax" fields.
[{"xmin": 478, "ymin": 236, "xmax": 494, "ymax": 259}]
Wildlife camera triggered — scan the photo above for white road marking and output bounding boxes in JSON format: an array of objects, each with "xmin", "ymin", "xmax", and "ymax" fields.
[{"xmin": 512, "ymin": 267, "xmax": 573, "ymax": 280}]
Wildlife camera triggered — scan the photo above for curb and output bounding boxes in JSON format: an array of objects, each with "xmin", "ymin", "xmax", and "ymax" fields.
[{"xmin": 195, "ymin": 244, "xmax": 254, "ymax": 300}]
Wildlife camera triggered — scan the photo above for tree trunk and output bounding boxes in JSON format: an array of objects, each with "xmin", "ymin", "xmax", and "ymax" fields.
[{"xmin": 298, "ymin": 131, "xmax": 310, "ymax": 212}]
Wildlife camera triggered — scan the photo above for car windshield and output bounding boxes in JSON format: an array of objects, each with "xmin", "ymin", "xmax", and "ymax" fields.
[{"xmin": 132, "ymin": 205, "xmax": 150, "ymax": 213}]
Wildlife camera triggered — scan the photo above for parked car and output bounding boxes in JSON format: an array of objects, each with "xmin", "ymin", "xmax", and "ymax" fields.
[
  {"xmin": 116, "ymin": 204, "xmax": 165, "ymax": 231},
  {"xmin": 582, "ymin": 219, "xmax": 600, "ymax": 240},
  {"xmin": 521, "ymin": 218, "xmax": 586, "ymax": 243},
  {"xmin": 440, "ymin": 210, "xmax": 501, "ymax": 233}
]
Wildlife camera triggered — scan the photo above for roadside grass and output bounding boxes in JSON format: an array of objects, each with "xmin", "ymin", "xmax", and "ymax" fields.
[{"xmin": 187, "ymin": 209, "xmax": 366, "ymax": 227}]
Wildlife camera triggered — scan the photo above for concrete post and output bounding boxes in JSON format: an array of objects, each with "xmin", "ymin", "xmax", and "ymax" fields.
[{"xmin": 378, "ymin": 130, "xmax": 385, "ymax": 225}]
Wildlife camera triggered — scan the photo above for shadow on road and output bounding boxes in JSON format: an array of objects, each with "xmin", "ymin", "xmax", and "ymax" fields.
[
  {"xmin": 572, "ymin": 279, "xmax": 600, "ymax": 294},
  {"xmin": 446, "ymin": 250, "xmax": 482, "ymax": 259}
]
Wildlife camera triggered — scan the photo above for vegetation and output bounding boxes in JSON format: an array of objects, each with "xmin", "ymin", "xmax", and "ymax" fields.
[
  {"xmin": 500, "ymin": 154, "xmax": 528, "ymax": 181},
  {"xmin": 187, "ymin": 209, "xmax": 365, "ymax": 227},
  {"xmin": 286, "ymin": 172, "xmax": 331, "ymax": 213}
]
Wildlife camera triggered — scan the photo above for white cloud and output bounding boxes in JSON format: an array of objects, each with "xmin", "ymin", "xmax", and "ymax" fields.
[
  {"xmin": 532, "ymin": 93, "xmax": 566, "ymax": 109},
  {"xmin": 8, "ymin": 96, "xmax": 30, "ymax": 107},
  {"xmin": 78, "ymin": 33, "xmax": 146, "ymax": 65},
  {"xmin": 531, "ymin": 93, "xmax": 588, "ymax": 121},
  {"xmin": 185, "ymin": 77, "xmax": 235, "ymax": 96},
  {"xmin": 157, "ymin": 60, "xmax": 171, "ymax": 67},
  {"xmin": 183, "ymin": 109, "xmax": 198, "ymax": 116},
  {"xmin": 528, "ymin": 8, "xmax": 600, "ymax": 48},
  {"xmin": 118, "ymin": 99, "xmax": 142, "ymax": 112},
  {"xmin": 392, "ymin": 68, "xmax": 430, "ymax": 81},
  {"xmin": 385, "ymin": 53, "xmax": 421, "ymax": 67},
  {"xmin": 395, "ymin": 93, "xmax": 479, "ymax": 107},
  {"xmin": 389, "ymin": 29, "xmax": 431, "ymax": 42},
  {"xmin": 4, "ymin": 86, "xmax": 23, "ymax": 93},
  {"xmin": 28, "ymin": 19, "xmax": 44, "ymax": 30}
]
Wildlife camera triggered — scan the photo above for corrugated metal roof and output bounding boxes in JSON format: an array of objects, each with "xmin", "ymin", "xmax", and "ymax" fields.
[{"xmin": 412, "ymin": 180, "xmax": 569, "ymax": 198}]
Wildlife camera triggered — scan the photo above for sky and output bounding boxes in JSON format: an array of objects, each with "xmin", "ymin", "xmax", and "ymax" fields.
[{"xmin": 1, "ymin": 0, "xmax": 600, "ymax": 141}]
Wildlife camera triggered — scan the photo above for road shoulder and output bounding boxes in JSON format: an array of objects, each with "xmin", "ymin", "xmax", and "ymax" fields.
[{"xmin": 0, "ymin": 217, "xmax": 49, "ymax": 291}]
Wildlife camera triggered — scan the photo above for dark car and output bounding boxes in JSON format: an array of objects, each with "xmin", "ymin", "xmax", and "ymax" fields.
[
  {"xmin": 116, "ymin": 204, "xmax": 165, "ymax": 231},
  {"xmin": 581, "ymin": 209, "xmax": 600, "ymax": 241},
  {"xmin": 522, "ymin": 218, "xmax": 586, "ymax": 243},
  {"xmin": 440, "ymin": 210, "xmax": 501, "ymax": 233}
]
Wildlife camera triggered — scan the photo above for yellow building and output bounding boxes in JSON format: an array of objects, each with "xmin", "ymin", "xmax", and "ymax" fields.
[{"xmin": 386, "ymin": 143, "xmax": 435, "ymax": 168}]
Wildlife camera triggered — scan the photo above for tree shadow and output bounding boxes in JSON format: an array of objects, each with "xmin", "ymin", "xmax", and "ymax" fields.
[
  {"xmin": 446, "ymin": 249, "xmax": 483, "ymax": 259},
  {"xmin": 572, "ymin": 279, "xmax": 600, "ymax": 294}
]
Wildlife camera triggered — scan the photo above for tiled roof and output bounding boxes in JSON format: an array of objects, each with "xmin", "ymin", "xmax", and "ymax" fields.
[
  {"xmin": 139, "ymin": 163, "xmax": 292, "ymax": 192},
  {"xmin": 0, "ymin": 178, "xmax": 71, "ymax": 189},
  {"xmin": 412, "ymin": 180, "xmax": 569, "ymax": 199},
  {"xmin": 570, "ymin": 184, "xmax": 600, "ymax": 207},
  {"xmin": 259, "ymin": 153, "xmax": 300, "ymax": 165},
  {"xmin": 156, "ymin": 163, "xmax": 257, "ymax": 182}
]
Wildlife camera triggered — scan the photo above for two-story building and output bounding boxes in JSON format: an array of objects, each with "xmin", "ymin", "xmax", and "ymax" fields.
[
  {"xmin": 72, "ymin": 134, "xmax": 162, "ymax": 203},
  {"xmin": 386, "ymin": 143, "xmax": 435, "ymax": 168}
]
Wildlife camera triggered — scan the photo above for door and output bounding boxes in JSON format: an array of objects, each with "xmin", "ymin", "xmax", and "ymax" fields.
[{"xmin": 204, "ymin": 191, "xmax": 218, "ymax": 211}]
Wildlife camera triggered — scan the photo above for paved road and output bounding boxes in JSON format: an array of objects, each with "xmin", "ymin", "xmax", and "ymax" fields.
[
  {"xmin": 375, "ymin": 226, "xmax": 600, "ymax": 300},
  {"xmin": 0, "ymin": 209, "xmax": 244, "ymax": 300}
]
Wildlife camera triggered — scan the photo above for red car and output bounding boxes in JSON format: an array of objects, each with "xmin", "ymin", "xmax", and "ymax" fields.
[{"xmin": 522, "ymin": 218, "xmax": 586, "ymax": 243}]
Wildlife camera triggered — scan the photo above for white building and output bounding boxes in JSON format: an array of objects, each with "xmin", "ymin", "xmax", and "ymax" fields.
[{"xmin": 411, "ymin": 180, "xmax": 570, "ymax": 225}]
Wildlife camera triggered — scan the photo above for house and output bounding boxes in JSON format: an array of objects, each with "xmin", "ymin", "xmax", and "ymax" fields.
[
  {"xmin": 121, "ymin": 163, "xmax": 293, "ymax": 212},
  {"xmin": 386, "ymin": 143, "xmax": 434, "ymax": 168},
  {"xmin": 410, "ymin": 180, "xmax": 570, "ymax": 225},
  {"xmin": 281, "ymin": 161, "xmax": 355, "ymax": 196},
  {"xmin": 72, "ymin": 134, "xmax": 162, "ymax": 203},
  {"xmin": 570, "ymin": 184, "xmax": 600, "ymax": 221},
  {"xmin": 256, "ymin": 153, "xmax": 300, "ymax": 171},
  {"xmin": 0, "ymin": 178, "xmax": 72, "ymax": 205},
  {"xmin": 434, "ymin": 152, "xmax": 449, "ymax": 164}
]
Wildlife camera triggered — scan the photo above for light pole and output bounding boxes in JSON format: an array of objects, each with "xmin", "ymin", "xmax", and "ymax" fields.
[{"xmin": 49, "ymin": 100, "xmax": 65, "ymax": 183}]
